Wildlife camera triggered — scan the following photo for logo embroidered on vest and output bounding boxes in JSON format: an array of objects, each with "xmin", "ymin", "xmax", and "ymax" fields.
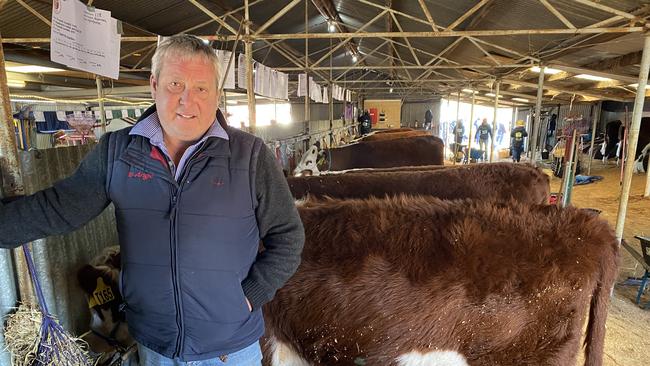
[
  {"xmin": 128, "ymin": 171, "xmax": 154, "ymax": 181},
  {"xmin": 212, "ymin": 178, "xmax": 225, "ymax": 187}
]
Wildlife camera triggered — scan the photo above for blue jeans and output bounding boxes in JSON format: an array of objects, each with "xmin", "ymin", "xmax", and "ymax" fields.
[
  {"xmin": 138, "ymin": 341, "xmax": 262, "ymax": 366},
  {"xmin": 513, "ymin": 146, "xmax": 523, "ymax": 162}
]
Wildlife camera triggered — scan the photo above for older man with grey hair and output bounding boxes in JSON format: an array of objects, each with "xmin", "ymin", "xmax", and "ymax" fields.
[{"xmin": 0, "ymin": 34, "xmax": 305, "ymax": 365}]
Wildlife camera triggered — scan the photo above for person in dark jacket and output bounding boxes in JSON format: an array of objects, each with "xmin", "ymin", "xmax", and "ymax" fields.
[
  {"xmin": 358, "ymin": 110, "xmax": 372, "ymax": 135},
  {"xmin": 424, "ymin": 109, "xmax": 433, "ymax": 130},
  {"xmin": 475, "ymin": 118, "xmax": 492, "ymax": 162},
  {"xmin": 511, "ymin": 119, "xmax": 529, "ymax": 162},
  {"xmin": 0, "ymin": 35, "xmax": 304, "ymax": 365}
]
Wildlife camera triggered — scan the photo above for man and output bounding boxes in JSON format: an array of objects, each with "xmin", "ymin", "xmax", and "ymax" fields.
[
  {"xmin": 0, "ymin": 35, "xmax": 304, "ymax": 365},
  {"xmin": 511, "ymin": 119, "xmax": 529, "ymax": 163},
  {"xmin": 424, "ymin": 108, "xmax": 433, "ymax": 130},
  {"xmin": 475, "ymin": 118, "xmax": 493, "ymax": 162},
  {"xmin": 358, "ymin": 109, "xmax": 371, "ymax": 135}
]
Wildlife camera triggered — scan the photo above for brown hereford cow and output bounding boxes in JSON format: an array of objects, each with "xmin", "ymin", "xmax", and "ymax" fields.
[
  {"xmin": 263, "ymin": 196, "xmax": 619, "ymax": 366},
  {"xmin": 374, "ymin": 128, "xmax": 414, "ymax": 134},
  {"xmin": 289, "ymin": 163, "xmax": 549, "ymax": 205},
  {"xmin": 293, "ymin": 135, "xmax": 444, "ymax": 175}
]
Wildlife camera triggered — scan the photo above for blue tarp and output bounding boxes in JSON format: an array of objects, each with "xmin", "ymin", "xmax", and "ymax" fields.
[{"xmin": 575, "ymin": 175, "xmax": 603, "ymax": 185}]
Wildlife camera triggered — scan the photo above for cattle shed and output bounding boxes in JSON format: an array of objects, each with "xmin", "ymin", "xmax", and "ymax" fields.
[{"xmin": 1, "ymin": 0, "xmax": 650, "ymax": 365}]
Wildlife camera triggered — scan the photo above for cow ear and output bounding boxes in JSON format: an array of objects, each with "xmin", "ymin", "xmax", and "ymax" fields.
[{"xmin": 77, "ymin": 264, "xmax": 102, "ymax": 294}]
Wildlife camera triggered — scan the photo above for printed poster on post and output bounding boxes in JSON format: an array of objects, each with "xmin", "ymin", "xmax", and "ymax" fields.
[{"xmin": 50, "ymin": 0, "xmax": 121, "ymax": 79}]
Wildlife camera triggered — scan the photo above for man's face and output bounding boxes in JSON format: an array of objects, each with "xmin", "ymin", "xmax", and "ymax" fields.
[{"xmin": 150, "ymin": 55, "xmax": 220, "ymax": 146}]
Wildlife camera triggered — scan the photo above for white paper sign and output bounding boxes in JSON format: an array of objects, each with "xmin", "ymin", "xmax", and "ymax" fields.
[
  {"xmin": 216, "ymin": 50, "xmax": 236, "ymax": 89},
  {"xmin": 322, "ymin": 87, "xmax": 329, "ymax": 104},
  {"xmin": 135, "ymin": 109, "xmax": 142, "ymax": 117},
  {"xmin": 237, "ymin": 53, "xmax": 247, "ymax": 89},
  {"xmin": 34, "ymin": 111, "xmax": 45, "ymax": 122},
  {"xmin": 56, "ymin": 111, "xmax": 67, "ymax": 121},
  {"xmin": 262, "ymin": 66, "xmax": 272, "ymax": 97},
  {"xmin": 254, "ymin": 63, "xmax": 262, "ymax": 94},
  {"xmin": 105, "ymin": 110, "xmax": 113, "ymax": 119},
  {"xmin": 278, "ymin": 72, "xmax": 288, "ymax": 100},
  {"xmin": 297, "ymin": 74, "xmax": 307, "ymax": 97},
  {"xmin": 50, "ymin": 0, "xmax": 121, "ymax": 79}
]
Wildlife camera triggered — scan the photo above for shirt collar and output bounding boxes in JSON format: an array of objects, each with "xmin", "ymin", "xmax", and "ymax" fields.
[{"xmin": 129, "ymin": 110, "xmax": 229, "ymax": 144}]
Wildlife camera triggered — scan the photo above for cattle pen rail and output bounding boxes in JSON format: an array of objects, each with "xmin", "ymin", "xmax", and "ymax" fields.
[{"xmin": 621, "ymin": 238, "xmax": 650, "ymax": 272}]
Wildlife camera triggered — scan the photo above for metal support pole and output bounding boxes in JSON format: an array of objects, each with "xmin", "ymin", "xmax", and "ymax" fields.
[
  {"xmin": 588, "ymin": 101, "xmax": 602, "ymax": 175},
  {"xmin": 453, "ymin": 90, "xmax": 461, "ymax": 165},
  {"xmin": 95, "ymin": 76, "xmax": 107, "ymax": 135},
  {"xmin": 615, "ymin": 34, "xmax": 650, "ymax": 241},
  {"xmin": 245, "ymin": 0, "xmax": 256, "ymax": 134},
  {"xmin": 444, "ymin": 97, "xmax": 449, "ymax": 145},
  {"xmin": 490, "ymin": 81, "xmax": 500, "ymax": 162},
  {"xmin": 530, "ymin": 65, "xmax": 545, "ymax": 165},
  {"xmin": 0, "ymin": 35, "xmax": 24, "ymax": 198},
  {"xmin": 304, "ymin": 0, "xmax": 310, "ymax": 124},
  {"xmin": 329, "ymin": 37, "xmax": 333, "ymax": 146},
  {"xmin": 467, "ymin": 92, "xmax": 475, "ymax": 164}
]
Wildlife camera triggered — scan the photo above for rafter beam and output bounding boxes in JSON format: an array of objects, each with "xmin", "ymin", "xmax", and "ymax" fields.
[
  {"xmin": 446, "ymin": 0, "xmax": 491, "ymax": 31},
  {"xmin": 468, "ymin": 37, "xmax": 500, "ymax": 65},
  {"xmin": 391, "ymin": 12, "xmax": 421, "ymax": 66},
  {"xmin": 188, "ymin": 0, "xmax": 239, "ymax": 35},
  {"xmin": 389, "ymin": 41, "xmax": 413, "ymax": 80},
  {"xmin": 278, "ymin": 64, "xmax": 528, "ymax": 71},
  {"xmin": 539, "ymin": 0, "xmax": 575, "ymax": 29},
  {"xmin": 502, "ymin": 78, "xmax": 627, "ymax": 102},
  {"xmin": 356, "ymin": 0, "xmax": 535, "ymax": 63},
  {"xmin": 583, "ymin": 50, "xmax": 643, "ymax": 71},
  {"xmin": 547, "ymin": 71, "xmax": 574, "ymax": 82},
  {"xmin": 225, "ymin": 27, "xmax": 643, "ymax": 41},
  {"xmin": 253, "ymin": 0, "xmax": 302, "ymax": 35},
  {"xmin": 344, "ymin": 78, "xmax": 491, "ymax": 84},
  {"xmin": 417, "ymin": 0, "xmax": 437, "ymax": 31},
  {"xmin": 334, "ymin": 41, "xmax": 389, "ymax": 81},
  {"xmin": 15, "ymin": 0, "xmax": 51, "ymax": 27},
  {"xmin": 121, "ymin": 44, "xmax": 156, "ymax": 61},
  {"xmin": 311, "ymin": 9, "xmax": 387, "ymax": 67},
  {"xmin": 386, "ymin": 0, "xmax": 394, "ymax": 78},
  {"xmin": 548, "ymin": 64, "xmax": 638, "ymax": 83},
  {"xmin": 342, "ymin": 21, "xmax": 460, "ymax": 66},
  {"xmin": 573, "ymin": 0, "xmax": 637, "ymax": 20}
]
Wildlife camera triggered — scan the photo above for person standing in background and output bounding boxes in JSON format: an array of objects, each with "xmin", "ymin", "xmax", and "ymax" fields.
[
  {"xmin": 511, "ymin": 119, "xmax": 529, "ymax": 163},
  {"xmin": 475, "ymin": 118, "xmax": 493, "ymax": 162}
]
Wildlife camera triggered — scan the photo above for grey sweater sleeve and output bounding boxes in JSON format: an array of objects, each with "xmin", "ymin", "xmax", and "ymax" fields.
[
  {"xmin": 0, "ymin": 134, "xmax": 112, "ymax": 248},
  {"xmin": 241, "ymin": 143, "xmax": 305, "ymax": 310}
]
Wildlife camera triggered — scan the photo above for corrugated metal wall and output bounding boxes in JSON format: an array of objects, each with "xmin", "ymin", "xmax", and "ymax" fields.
[
  {"xmin": 290, "ymin": 102, "xmax": 345, "ymax": 123},
  {"xmin": 401, "ymin": 100, "xmax": 441, "ymax": 128},
  {"xmin": 1, "ymin": 144, "xmax": 119, "ymax": 357},
  {"xmin": 555, "ymin": 103, "xmax": 595, "ymax": 132}
]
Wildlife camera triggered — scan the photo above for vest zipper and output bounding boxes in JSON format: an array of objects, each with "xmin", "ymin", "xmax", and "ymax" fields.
[{"xmin": 170, "ymin": 143, "xmax": 211, "ymax": 358}]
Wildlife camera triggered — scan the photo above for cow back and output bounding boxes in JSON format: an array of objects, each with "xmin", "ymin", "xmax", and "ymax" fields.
[
  {"xmin": 374, "ymin": 128, "xmax": 414, "ymax": 134},
  {"xmin": 288, "ymin": 162, "xmax": 550, "ymax": 205},
  {"xmin": 362, "ymin": 130, "xmax": 432, "ymax": 142},
  {"xmin": 325, "ymin": 135, "xmax": 444, "ymax": 171}
]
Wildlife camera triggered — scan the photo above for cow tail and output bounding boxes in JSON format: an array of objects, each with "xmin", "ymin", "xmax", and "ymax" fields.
[{"xmin": 583, "ymin": 242, "xmax": 618, "ymax": 366}]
